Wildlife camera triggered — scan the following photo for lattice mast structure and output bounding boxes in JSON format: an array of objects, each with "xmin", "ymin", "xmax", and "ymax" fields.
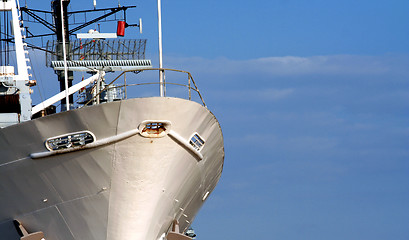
[{"xmin": 19, "ymin": 0, "xmax": 146, "ymax": 109}]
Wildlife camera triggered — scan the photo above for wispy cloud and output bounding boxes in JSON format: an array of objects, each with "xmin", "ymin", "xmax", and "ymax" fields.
[{"xmin": 166, "ymin": 54, "xmax": 409, "ymax": 77}]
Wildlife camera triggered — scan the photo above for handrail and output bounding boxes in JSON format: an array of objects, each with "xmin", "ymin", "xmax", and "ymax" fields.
[
  {"xmin": 33, "ymin": 72, "xmax": 102, "ymax": 115},
  {"xmin": 80, "ymin": 68, "xmax": 206, "ymax": 108}
]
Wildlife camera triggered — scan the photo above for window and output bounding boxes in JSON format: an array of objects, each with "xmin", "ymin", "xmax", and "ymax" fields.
[{"xmin": 189, "ymin": 133, "xmax": 205, "ymax": 151}]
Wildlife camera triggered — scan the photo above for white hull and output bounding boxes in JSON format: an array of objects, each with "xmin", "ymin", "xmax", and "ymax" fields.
[{"xmin": 0, "ymin": 97, "xmax": 224, "ymax": 240}]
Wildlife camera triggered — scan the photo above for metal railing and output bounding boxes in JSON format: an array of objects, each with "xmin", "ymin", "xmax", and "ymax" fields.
[{"xmin": 80, "ymin": 68, "xmax": 206, "ymax": 108}]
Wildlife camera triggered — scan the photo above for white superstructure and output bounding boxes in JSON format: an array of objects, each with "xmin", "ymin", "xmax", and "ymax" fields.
[{"xmin": 0, "ymin": 0, "xmax": 32, "ymax": 124}]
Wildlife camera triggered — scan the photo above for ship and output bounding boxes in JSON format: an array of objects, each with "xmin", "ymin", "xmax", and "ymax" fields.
[{"xmin": 0, "ymin": 1, "xmax": 224, "ymax": 240}]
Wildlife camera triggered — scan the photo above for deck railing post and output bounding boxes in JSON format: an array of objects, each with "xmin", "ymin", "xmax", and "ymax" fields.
[{"xmin": 124, "ymin": 72, "xmax": 127, "ymax": 99}]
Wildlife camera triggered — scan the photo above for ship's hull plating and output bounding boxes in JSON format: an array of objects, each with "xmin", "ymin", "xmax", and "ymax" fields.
[{"xmin": 0, "ymin": 97, "xmax": 224, "ymax": 240}]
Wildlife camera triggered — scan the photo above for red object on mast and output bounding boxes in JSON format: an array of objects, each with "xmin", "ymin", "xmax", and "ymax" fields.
[{"xmin": 117, "ymin": 21, "xmax": 126, "ymax": 36}]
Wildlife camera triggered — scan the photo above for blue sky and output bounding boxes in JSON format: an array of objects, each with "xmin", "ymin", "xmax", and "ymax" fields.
[{"xmin": 24, "ymin": 0, "xmax": 409, "ymax": 239}]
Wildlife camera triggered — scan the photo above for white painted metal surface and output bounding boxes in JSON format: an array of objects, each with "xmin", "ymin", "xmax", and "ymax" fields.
[
  {"xmin": 30, "ymin": 128, "xmax": 139, "ymax": 159},
  {"xmin": 2, "ymin": 1, "xmax": 29, "ymax": 82},
  {"xmin": 0, "ymin": 97, "xmax": 224, "ymax": 240},
  {"xmin": 168, "ymin": 130, "xmax": 204, "ymax": 160},
  {"xmin": 51, "ymin": 60, "xmax": 152, "ymax": 71},
  {"xmin": 157, "ymin": 0, "xmax": 165, "ymax": 97},
  {"xmin": 0, "ymin": 113, "xmax": 19, "ymax": 128},
  {"xmin": 76, "ymin": 32, "xmax": 117, "ymax": 39}
]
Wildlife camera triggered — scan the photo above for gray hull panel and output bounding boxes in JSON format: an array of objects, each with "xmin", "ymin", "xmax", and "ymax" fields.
[{"xmin": 0, "ymin": 97, "xmax": 224, "ymax": 240}]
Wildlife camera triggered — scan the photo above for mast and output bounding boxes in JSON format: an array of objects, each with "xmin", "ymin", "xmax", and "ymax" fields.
[
  {"xmin": 17, "ymin": 1, "xmax": 148, "ymax": 113},
  {"xmin": 52, "ymin": 0, "xmax": 73, "ymax": 111},
  {"xmin": 157, "ymin": 0, "xmax": 164, "ymax": 97}
]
